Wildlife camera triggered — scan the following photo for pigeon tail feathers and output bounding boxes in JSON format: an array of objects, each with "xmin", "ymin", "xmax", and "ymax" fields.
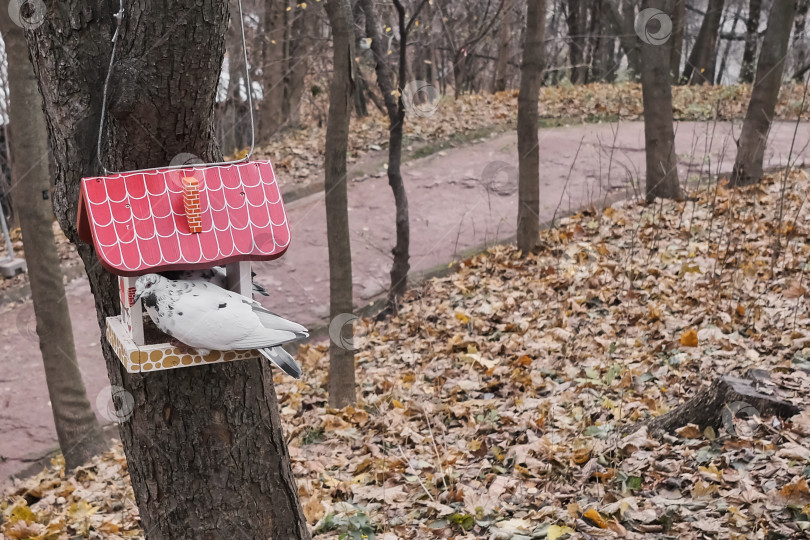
[{"xmin": 259, "ymin": 347, "xmax": 303, "ymax": 379}]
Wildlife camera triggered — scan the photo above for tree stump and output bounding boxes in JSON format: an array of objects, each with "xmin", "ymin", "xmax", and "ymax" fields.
[{"xmin": 623, "ymin": 376, "xmax": 802, "ymax": 437}]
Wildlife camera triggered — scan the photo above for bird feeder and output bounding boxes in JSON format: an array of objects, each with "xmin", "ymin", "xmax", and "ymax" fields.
[{"xmin": 76, "ymin": 160, "xmax": 291, "ymax": 373}]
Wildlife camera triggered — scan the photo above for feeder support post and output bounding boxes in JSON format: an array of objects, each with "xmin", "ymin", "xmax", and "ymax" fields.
[{"xmin": 226, "ymin": 261, "xmax": 252, "ymax": 297}]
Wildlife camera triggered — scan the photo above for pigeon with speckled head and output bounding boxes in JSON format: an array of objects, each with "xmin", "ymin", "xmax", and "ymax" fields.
[{"xmin": 133, "ymin": 273, "xmax": 306, "ymax": 378}]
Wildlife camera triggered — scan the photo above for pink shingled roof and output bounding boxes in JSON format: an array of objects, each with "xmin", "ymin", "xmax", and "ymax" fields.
[{"xmin": 77, "ymin": 160, "xmax": 290, "ymax": 276}]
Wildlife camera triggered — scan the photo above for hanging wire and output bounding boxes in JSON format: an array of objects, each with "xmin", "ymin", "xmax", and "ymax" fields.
[{"xmin": 96, "ymin": 0, "xmax": 256, "ymax": 175}]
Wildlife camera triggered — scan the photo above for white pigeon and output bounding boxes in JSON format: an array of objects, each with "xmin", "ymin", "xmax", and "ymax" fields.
[
  {"xmin": 161, "ymin": 266, "xmax": 270, "ymax": 296},
  {"xmin": 132, "ymin": 273, "xmax": 307, "ymax": 378}
]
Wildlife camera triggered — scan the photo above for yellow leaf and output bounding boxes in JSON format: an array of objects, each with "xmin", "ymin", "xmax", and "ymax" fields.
[
  {"xmin": 5, "ymin": 500, "xmax": 37, "ymax": 525},
  {"xmin": 680, "ymin": 328, "xmax": 699, "ymax": 347},
  {"xmin": 547, "ymin": 524, "xmax": 575, "ymax": 540},
  {"xmin": 455, "ymin": 312, "xmax": 470, "ymax": 324},
  {"xmin": 69, "ymin": 500, "xmax": 98, "ymax": 521}
]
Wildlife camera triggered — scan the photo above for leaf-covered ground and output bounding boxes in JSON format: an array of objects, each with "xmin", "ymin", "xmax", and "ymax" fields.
[{"xmin": 4, "ymin": 167, "xmax": 810, "ymax": 539}]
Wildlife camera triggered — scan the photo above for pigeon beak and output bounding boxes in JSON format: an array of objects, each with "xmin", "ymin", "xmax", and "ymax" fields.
[{"xmin": 132, "ymin": 291, "xmax": 142, "ymax": 305}]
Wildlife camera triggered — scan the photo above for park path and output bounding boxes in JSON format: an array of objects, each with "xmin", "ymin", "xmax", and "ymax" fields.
[{"xmin": 2, "ymin": 120, "xmax": 809, "ymax": 487}]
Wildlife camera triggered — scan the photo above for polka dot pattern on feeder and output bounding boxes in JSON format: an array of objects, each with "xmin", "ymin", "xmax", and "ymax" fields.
[{"xmin": 106, "ymin": 317, "xmax": 261, "ymax": 373}]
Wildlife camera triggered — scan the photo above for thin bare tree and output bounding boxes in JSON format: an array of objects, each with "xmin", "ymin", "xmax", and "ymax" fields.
[
  {"xmin": 0, "ymin": 10, "xmax": 106, "ymax": 471},
  {"xmin": 360, "ymin": 0, "xmax": 429, "ymax": 311},
  {"xmin": 640, "ymin": 0, "xmax": 682, "ymax": 201},
  {"xmin": 325, "ymin": 0, "xmax": 357, "ymax": 408},
  {"xmin": 517, "ymin": 0, "xmax": 547, "ymax": 253}
]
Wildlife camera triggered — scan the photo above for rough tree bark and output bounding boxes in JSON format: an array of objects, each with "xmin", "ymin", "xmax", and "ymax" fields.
[
  {"xmin": 731, "ymin": 0, "xmax": 797, "ymax": 187},
  {"xmin": 683, "ymin": 0, "xmax": 725, "ymax": 85},
  {"xmin": 517, "ymin": 0, "xmax": 546, "ymax": 253},
  {"xmin": 0, "ymin": 12, "xmax": 106, "ymax": 471},
  {"xmin": 740, "ymin": 0, "xmax": 762, "ymax": 84},
  {"xmin": 26, "ymin": 1, "xmax": 309, "ymax": 537},
  {"xmin": 325, "ymin": 0, "xmax": 357, "ymax": 408},
  {"xmin": 640, "ymin": 0, "xmax": 682, "ymax": 202},
  {"xmin": 622, "ymin": 376, "xmax": 801, "ymax": 436}
]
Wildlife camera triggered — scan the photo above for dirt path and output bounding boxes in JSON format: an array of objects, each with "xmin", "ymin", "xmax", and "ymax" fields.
[{"xmin": 2, "ymin": 120, "xmax": 809, "ymax": 487}]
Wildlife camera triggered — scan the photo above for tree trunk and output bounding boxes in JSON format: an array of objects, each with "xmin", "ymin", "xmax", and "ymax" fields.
[
  {"xmin": 716, "ymin": 3, "xmax": 743, "ymax": 84},
  {"xmin": 325, "ymin": 0, "xmax": 357, "ymax": 408},
  {"xmin": 259, "ymin": 0, "xmax": 286, "ymax": 140},
  {"xmin": 589, "ymin": 0, "xmax": 618, "ymax": 82},
  {"xmin": 361, "ymin": 0, "xmax": 418, "ymax": 311},
  {"xmin": 740, "ymin": 0, "xmax": 762, "ymax": 83},
  {"xmin": 0, "ymin": 14, "xmax": 106, "ymax": 471},
  {"xmin": 622, "ymin": 376, "xmax": 801, "ymax": 437},
  {"xmin": 793, "ymin": 0, "xmax": 810, "ymax": 82},
  {"xmin": 283, "ymin": 2, "xmax": 312, "ymax": 127},
  {"xmin": 641, "ymin": 0, "xmax": 682, "ymax": 202},
  {"xmin": 493, "ymin": 0, "xmax": 516, "ymax": 92},
  {"xmin": 670, "ymin": 0, "xmax": 685, "ymax": 81},
  {"xmin": 517, "ymin": 0, "xmax": 546, "ymax": 253},
  {"xmin": 26, "ymin": 1, "xmax": 309, "ymax": 537},
  {"xmin": 605, "ymin": 0, "xmax": 642, "ymax": 79},
  {"xmin": 731, "ymin": 0, "xmax": 797, "ymax": 186},
  {"xmin": 683, "ymin": 0, "xmax": 725, "ymax": 85},
  {"xmin": 565, "ymin": 0, "xmax": 588, "ymax": 83},
  {"xmin": 222, "ymin": 20, "xmax": 248, "ymax": 156}
]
